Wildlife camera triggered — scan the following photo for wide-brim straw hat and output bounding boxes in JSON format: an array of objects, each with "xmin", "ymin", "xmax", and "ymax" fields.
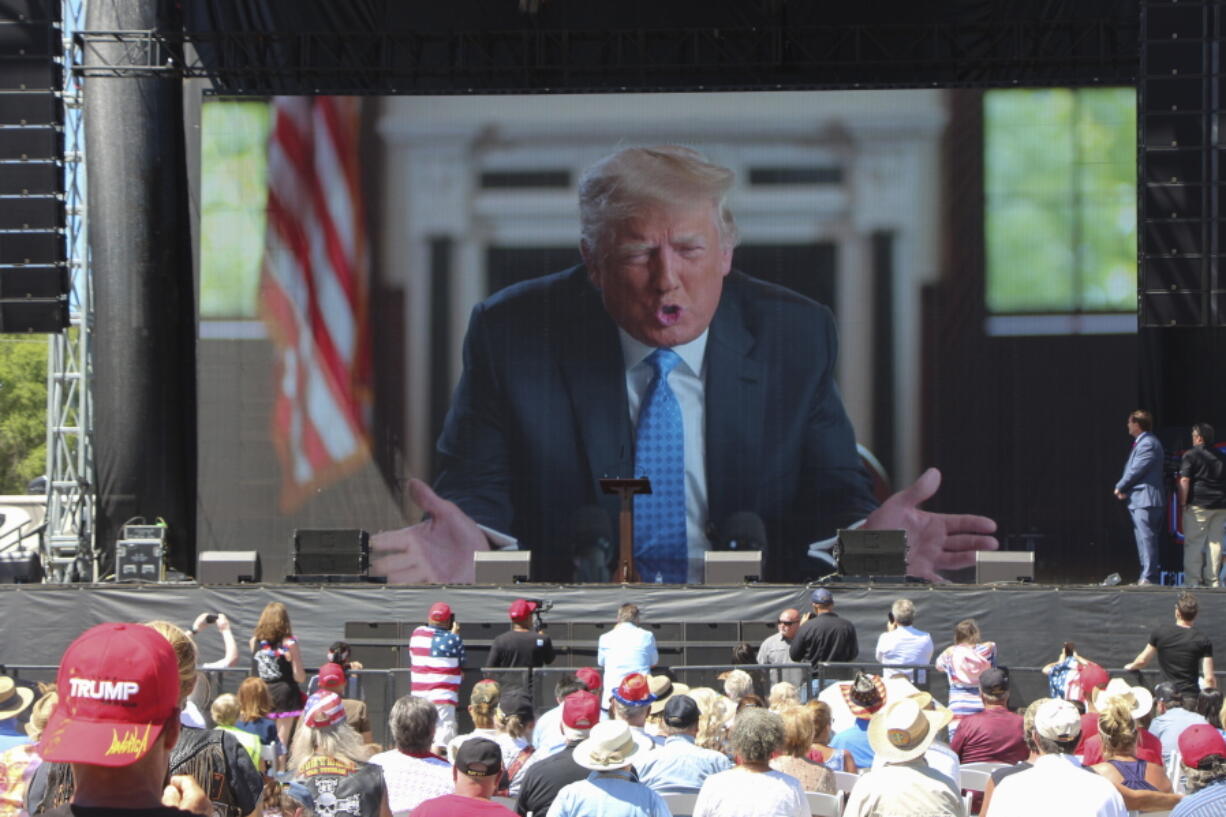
[
  {"xmin": 868, "ymin": 696, "xmax": 953, "ymax": 764},
  {"xmin": 1093, "ymin": 677, "xmax": 1153, "ymax": 720},
  {"xmin": 572, "ymin": 720, "xmax": 641, "ymax": 771},
  {"xmin": 0, "ymin": 676, "xmax": 34, "ymax": 720}
]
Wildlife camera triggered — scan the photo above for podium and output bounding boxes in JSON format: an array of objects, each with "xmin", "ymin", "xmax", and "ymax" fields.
[{"xmin": 599, "ymin": 477, "xmax": 651, "ymax": 583}]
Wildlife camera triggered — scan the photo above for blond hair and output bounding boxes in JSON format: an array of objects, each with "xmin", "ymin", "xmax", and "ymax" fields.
[
  {"xmin": 769, "ymin": 682, "xmax": 800, "ymax": 711},
  {"xmin": 1098, "ymin": 697, "xmax": 1138, "ymax": 758},
  {"xmin": 211, "ymin": 693, "xmax": 241, "ymax": 726},
  {"xmin": 144, "ymin": 620, "xmax": 198, "ymax": 703},
  {"xmin": 578, "ymin": 146, "xmax": 738, "ymax": 264},
  {"xmin": 777, "ymin": 705, "xmax": 815, "ymax": 757}
]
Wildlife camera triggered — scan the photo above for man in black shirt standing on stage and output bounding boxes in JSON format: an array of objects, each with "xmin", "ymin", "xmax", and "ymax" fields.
[
  {"xmin": 790, "ymin": 588, "xmax": 858, "ymax": 694},
  {"xmin": 489, "ymin": 599, "xmax": 556, "ymax": 668},
  {"xmin": 1179, "ymin": 423, "xmax": 1226, "ymax": 587},
  {"xmin": 1126, "ymin": 591, "xmax": 1216, "ymax": 694}
]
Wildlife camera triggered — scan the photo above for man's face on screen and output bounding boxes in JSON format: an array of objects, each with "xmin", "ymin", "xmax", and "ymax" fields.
[{"xmin": 587, "ymin": 202, "xmax": 733, "ymax": 348}]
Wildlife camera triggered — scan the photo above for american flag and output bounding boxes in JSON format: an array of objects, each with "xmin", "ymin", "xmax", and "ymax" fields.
[
  {"xmin": 260, "ymin": 96, "xmax": 372, "ymax": 512},
  {"xmin": 409, "ymin": 624, "xmax": 465, "ymax": 706}
]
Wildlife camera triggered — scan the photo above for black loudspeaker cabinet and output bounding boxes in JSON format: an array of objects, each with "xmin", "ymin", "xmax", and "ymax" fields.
[{"xmin": 291, "ymin": 529, "xmax": 370, "ymax": 575}]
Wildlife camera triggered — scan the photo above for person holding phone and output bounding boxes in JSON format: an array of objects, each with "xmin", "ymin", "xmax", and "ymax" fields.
[{"xmin": 874, "ymin": 599, "xmax": 933, "ymax": 683}]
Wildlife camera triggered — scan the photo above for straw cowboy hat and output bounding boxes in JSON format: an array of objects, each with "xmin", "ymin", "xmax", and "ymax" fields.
[
  {"xmin": 868, "ymin": 696, "xmax": 953, "ymax": 764},
  {"xmin": 0, "ymin": 676, "xmax": 34, "ymax": 720},
  {"xmin": 572, "ymin": 720, "xmax": 641, "ymax": 771},
  {"xmin": 1093, "ymin": 677, "xmax": 1154, "ymax": 720},
  {"xmin": 648, "ymin": 675, "xmax": 690, "ymax": 716}
]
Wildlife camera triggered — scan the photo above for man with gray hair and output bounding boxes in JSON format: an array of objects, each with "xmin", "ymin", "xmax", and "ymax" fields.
[
  {"xmin": 371, "ymin": 145, "xmax": 997, "ymax": 585},
  {"xmin": 875, "ymin": 598, "xmax": 934, "ymax": 683},
  {"xmin": 368, "ymin": 695, "xmax": 454, "ymax": 813}
]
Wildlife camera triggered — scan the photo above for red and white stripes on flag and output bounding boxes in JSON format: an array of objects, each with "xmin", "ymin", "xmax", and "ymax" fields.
[{"xmin": 260, "ymin": 96, "xmax": 372, "ymax": 512}]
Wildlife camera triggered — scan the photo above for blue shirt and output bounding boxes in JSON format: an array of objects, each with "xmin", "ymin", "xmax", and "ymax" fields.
[
  {"xmin": 830, "ymin": 719, "xmax": 874, "ymax": 769},
  {"xmin": 597, "ymin": 623, "xmax": 658, "ymax": 698},
  {"xmin": 633, "ymin": 734, "xmax": 732, "ymax": 792},
  {"xmin": 1151, "ymin": 708, "xmax": 1210, "ymax": 761},
  {"xmin": 1172, "ymin": 780, "xmax": 1226, "ymax": 817},
  {"xmin": 0, "ymin": 718, "xmax": 28, "ymax": 752},
  {"xmin": 550, "ymin": 771, "xmax": 671, "ymax": 817}
]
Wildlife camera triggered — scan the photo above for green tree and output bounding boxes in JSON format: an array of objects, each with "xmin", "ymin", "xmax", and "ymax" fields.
[{"xmin": 0, "ymin": 336, "xmax": 47, "ymax": 493}]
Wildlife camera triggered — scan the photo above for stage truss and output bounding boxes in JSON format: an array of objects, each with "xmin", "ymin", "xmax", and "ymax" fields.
[{"xmin": 44, "ymin": 0, "xmax": 95, "ymax": 582}]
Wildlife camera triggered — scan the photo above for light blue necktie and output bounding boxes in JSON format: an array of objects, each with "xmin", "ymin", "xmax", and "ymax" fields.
[{"xmin": 633, "ymin": 348, "xmax": 687, "ymax": 583}]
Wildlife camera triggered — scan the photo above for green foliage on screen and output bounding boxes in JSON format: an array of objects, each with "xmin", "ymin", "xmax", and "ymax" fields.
[
  {"xmin": 985, "ymin": 87, "xmax": 1136, "ymax": 314},
  {"xmin": 200, "ymin": 100, "xmax": 272, "ymax": 319},
  {"xmin": 0, "ymin": 337, "xmax": 48, "ymax": 493}
]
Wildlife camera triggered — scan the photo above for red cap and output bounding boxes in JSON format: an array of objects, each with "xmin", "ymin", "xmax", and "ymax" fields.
[
  {"xmin": 611, "ymin": 673, "xmax": 656, "ymax": 707},
  {"xmin": 1076, "ymin": 662, "xmax": 1110, "ymax": 696},
  {"xmin": 303, "ymin": 691, "xmax": 347, "ymax": 728},
  {"xmin": 1180, "ymin": 724, "xmax": 1226, "ymax": 768},
  {"xmin": 562, "ymin": 690, "xmax": 599, "ymax": 730},
  {"xmin": 428, "ymin": 602, "xmax": 453, "ymax": 622},
  {"xmin": 39, "ymin": 622, "xmax": 179, "ymax": 767},
  {"xmin": 508, "ymin": 599, "xmax": 538, "ymax": 621},
  {"xmin": 317, "ymin": 662, "xmax": 346, "ymax": 688},
  {"xmin": 576, "ymin": 667, "xmax": 602, "ymax": 692}
]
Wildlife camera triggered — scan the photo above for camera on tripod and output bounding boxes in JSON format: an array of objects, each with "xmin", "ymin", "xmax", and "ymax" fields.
[{"xmin": 526, "ymin": 598, "xmax": 554, "ymax": 630}]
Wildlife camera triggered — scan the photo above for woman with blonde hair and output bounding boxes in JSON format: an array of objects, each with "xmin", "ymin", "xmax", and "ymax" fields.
[
  {"xmin": 492, "ymin": 687, "xmax": 536, "ymax": 796},
  {"xmin": 446, "ymin": 678, "xmax": 501, "ymax": 762},
  {"xmin": 805, "ymin": 699, "xmax": 857, "ymax": 773},
  {"xmin": 688, "ymin": 686, "xmax": 734, "ymax": 757},
  {"xmin": 1090, "ymin": 697, "xmax": 1179, "ymax": 810},
  {"xmin": 289, "ymin": 691, "xmax": 390, "ymax": 817},
  {"xmin": 768, "ymin": 682, "xmax": 800, "ymax": 711},
  {"xmin": 249, "ymin": 601, "xmax": 306, "ymax": 746},
  {"xmin": 769, "ymin": 706, "xmax": 836, "ymax": 794}
]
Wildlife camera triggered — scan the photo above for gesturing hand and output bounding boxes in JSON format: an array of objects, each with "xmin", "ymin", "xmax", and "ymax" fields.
[
  {"xmin": 865, "ymin": 467, "xmax": 998, "ymax": 583},
  {"xmin": 370, "ymin": 478, "xmax": 488, "ymax": 584}
]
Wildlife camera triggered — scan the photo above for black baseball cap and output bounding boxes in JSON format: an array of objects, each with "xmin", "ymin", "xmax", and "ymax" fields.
[
  {"xmin": 662, "ymin": 694, "xmax": 700, "ymax": 729},
  {"xmin": 455, "ymin": 737, "xmax": 502, "ymax": 777},
  {"xmin": 499, "ymin": 687, "xmax": 535, "ymax": 722}
]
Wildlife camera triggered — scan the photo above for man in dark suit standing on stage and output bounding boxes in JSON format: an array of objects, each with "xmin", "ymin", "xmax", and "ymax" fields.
[
  {"xmin": 371, "ymin": 146, "xmax": 997, "ymax": 584},
  {"xmin": 1115, "ymin": 409, "xmax": 1166, "ymax": 585}
]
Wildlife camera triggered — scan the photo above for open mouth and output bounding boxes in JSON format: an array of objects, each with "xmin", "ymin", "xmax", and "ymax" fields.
[{"xmin": 657, "ymin": 304, "xmax": 682, "ymax": 326}]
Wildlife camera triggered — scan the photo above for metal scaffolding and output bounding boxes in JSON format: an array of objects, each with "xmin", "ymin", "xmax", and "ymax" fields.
[{"xmin": 44, "ymin": 0, "xmax": 94, "ymax": 582}]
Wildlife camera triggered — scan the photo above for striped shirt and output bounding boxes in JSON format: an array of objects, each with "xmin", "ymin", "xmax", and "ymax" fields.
[{"xmin": 409, "ymin": 625, "xmax": 465, "ymax": 706}]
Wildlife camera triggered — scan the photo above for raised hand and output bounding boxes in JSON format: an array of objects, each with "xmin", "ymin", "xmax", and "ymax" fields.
[
  {"xmin": 370, "ymin": 478, "xmax": 489, "ymax": 583},
  {"xmin": 865, "ymin": 467, "xmax": 998, "ymax": 583}
]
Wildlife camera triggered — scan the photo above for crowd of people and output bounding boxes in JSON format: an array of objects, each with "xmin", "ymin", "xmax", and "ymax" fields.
[{"xmin": 0, "ymin": 589, "xmax": 1224, "ymax": 817}]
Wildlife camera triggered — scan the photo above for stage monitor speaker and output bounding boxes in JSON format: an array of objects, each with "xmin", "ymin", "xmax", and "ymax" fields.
[
  {"xmin": 704, "ymin": 551, "xmax": 762, "ymax": 583},
  {"xmin": 291, "ymin": 529, "xmax": 369, "ymax": 576},
  {"xmin": 197, "ymin": 550, "xmax": 261, "ymax": 584},
  {"xmin": 0, "ymin": 549, "xmax": 42, "ymax": 583},
  {"xmin": 976, "ymin": 551, "xmax": 1035, "ymax": 584},
  {"xmin": 115, "ymin": 539, "xmax": 164, "ymax": 582},
  {"xmin": 474, "ymin": 550, "xmax": 531, "ymax": 584},
  {"xmin": 835, "ymin": 529, "xmax": 908, "ymax": 577}
]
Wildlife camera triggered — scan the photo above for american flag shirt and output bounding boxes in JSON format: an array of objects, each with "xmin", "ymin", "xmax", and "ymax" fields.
[{"xmin": 409, "ymin": 625, "xmax": 465, "ymax": 706}]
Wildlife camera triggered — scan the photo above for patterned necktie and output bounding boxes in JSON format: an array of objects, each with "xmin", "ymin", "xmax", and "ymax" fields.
[{"xmin": 633, "ymin": 348, "xmax": 687, "ymax": 583}]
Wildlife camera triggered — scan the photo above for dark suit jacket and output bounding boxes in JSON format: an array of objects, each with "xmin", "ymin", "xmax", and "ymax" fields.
[{"xmin": 433, "ymin": 265, "xmax": 877, "ymax": 582}]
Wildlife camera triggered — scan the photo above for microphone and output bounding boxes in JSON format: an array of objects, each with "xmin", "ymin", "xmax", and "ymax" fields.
[
  {"xmin": 571, "ymin": 505, "xmax": 614, "ymax": 582},
  {"xmin": 719, "ymin": 511, "xmax": 767, "ymax": 551}
]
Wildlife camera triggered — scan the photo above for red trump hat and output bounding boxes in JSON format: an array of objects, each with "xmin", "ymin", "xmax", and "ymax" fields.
[
  {"xmin": 428, "ymin": 602, "xmax": 453, "ymax": 622},
  {"xmin": 508, "ymin": 599, "xmax": 538, "ymax": 621},
  {"xmin": 39, "ymin": 622, "xmax": 180, "ymax": 767}
]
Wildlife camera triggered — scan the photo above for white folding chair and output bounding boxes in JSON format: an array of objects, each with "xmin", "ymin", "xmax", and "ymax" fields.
[
  {"xmin": 958, "ymin": 767, "xmax": 992, "ymax": 792},
  {"xmin": 806, "ymin": 790, "xmax": 842, "ymax": 817},
  {"xmin": 660, "ymin": 792, "xmax": 699, "ymax": 817},
  {"xmin": 833, "ymin": 770, "xmax": 860, "ymax": 793},
  {"xmin": 959, "ymin": 761, "xmax": 1009, "ymax": 775},
  {"xmin": 492, "ymin": 796, "xmax": 517, "ymax": 809}
]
